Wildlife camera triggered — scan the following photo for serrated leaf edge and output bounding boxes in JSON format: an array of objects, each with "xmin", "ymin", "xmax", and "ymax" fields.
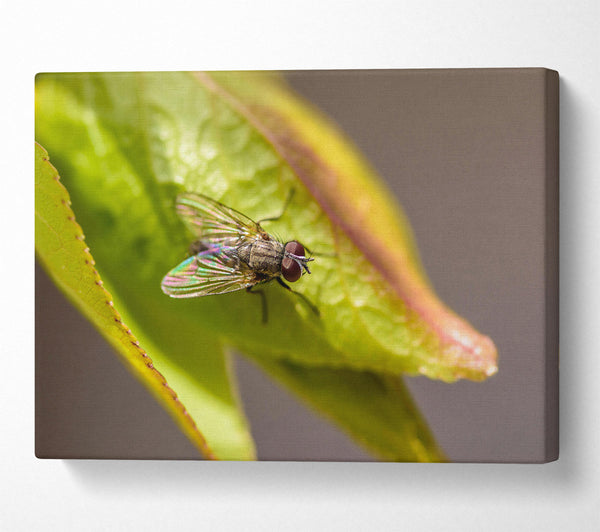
[{"xmin": 35, "ymin": 142, "xmax": 217, "ymax": 460}]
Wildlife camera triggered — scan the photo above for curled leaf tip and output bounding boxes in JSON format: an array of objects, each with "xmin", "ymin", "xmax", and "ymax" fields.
[{"xmin": 197, "ymin": 71, "xmax": 498, "ymax": 382}]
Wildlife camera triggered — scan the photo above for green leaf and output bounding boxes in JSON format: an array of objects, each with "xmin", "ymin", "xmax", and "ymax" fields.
[
  {"xmin": 35, "ymin": 72, "xmax": 497, "ymax": 461},
  {"xmin": 35, "ymin": 72, "xmax": 497, "ymax": 382},
  {"xmin": 35, "ymin": 142, "xmax": 255, "ymax": 460}
]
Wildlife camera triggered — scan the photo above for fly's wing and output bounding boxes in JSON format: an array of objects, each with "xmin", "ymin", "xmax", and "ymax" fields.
[
  {"xmin": 161, "ymin": 245, "xmax": 257, "ymax": 298},
  {"xmin": 176, "ymin": 192, "xmax": 262, "ymax": 247}
]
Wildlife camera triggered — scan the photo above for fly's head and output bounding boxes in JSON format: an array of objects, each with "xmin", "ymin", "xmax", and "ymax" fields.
[{"xmin": 281, "ymin": 241, "xmax": 314, "ymax": 282}]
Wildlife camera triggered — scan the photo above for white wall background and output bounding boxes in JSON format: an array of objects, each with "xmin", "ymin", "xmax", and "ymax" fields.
[{"xmin": 3, "ymin": 0, "xmax": 599, "ymax": 530}]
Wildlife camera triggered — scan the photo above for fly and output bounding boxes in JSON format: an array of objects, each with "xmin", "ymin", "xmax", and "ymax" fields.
[{"xmin": 161, "ymin": 190, "xmax": 319, "ymax": 322}]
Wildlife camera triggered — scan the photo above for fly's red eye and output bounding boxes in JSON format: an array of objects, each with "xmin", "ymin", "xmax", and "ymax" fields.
[
  {"xmin": 282, "ymin": 241, "xmax": 305, "ymax": 282},
  {"xmin": 282, "ymin": 257, "xmax": 302, "ymax": 282},
  {"xmin": 284, "ymin": 241, "xmax": 305, "ymax": 257}
]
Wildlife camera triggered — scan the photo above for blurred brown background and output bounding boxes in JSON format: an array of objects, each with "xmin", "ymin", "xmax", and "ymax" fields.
[{"xmin": 36, "ymin": 69, "xmax": 556, "ymax": 462}]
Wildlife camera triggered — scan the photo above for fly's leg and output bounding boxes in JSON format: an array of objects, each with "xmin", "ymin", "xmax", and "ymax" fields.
[
  {"xmin": 257, "ymin": 189, "xmax": 295, "ymax": 224},
  {"xmin": 246, "ymin": 286, "xmax": 268, "ymax": 324},
  {"xmin": 276, "ymin": 277, "xmax": 320, "ymax": 317}
]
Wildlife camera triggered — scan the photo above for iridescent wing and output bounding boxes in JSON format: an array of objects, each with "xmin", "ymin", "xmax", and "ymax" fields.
[
  {"xmin": 161, "ymin": 245, "xmax": 258, "ymax": 298},
  {"xmin": 176, "ymin": 192, "xmax": 263, "ymax": 247}
]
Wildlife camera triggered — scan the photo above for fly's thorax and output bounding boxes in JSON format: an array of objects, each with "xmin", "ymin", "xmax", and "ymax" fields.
[{"xmin": 239, "ymin": 238, "xmax": 285, "ymax": 275}]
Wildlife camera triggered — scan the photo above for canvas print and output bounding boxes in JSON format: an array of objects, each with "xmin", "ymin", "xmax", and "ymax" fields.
[{"xmin": 35, "ymin": 69, "xmax": 558, "ymax": 462}]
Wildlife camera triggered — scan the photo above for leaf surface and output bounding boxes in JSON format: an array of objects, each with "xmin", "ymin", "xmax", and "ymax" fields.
[{"xmin": 36, "ymin": 72, "xmax": 497, "ymax": 381}]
